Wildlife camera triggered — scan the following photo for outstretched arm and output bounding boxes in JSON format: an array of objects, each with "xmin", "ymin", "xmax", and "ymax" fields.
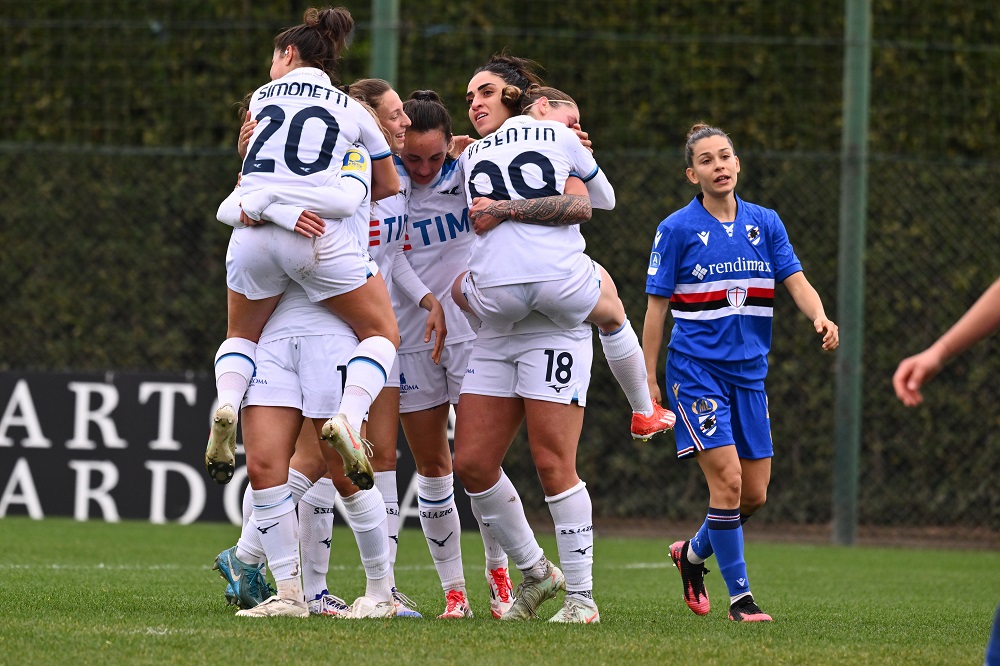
[{"xmin": 893, "ymin": 275, "xmax": 1000, "ymax": 406}]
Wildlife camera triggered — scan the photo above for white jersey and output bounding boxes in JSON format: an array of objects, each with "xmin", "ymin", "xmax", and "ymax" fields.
[
  {"xmin": 367, "ymin": 182, "xmax": 410, "ymax": 299},
  {"xmin": 459, "ymin": 115, "xmax": 605, "ymax": 288},
  {"xmin": 393, "ymin": 159, "xmax": 477, "ymax": 354},
  {"xmin": 241, "ymin": 67, "xmax": 391, "ymax": 200}
]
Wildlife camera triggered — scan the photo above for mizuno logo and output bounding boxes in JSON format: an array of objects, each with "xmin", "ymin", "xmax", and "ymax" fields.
[
  {"xmin": 321, "ymin": 538, "xmax": 332, "ymax": 549},
  {"xmin": 427, "ymin": 532, "xmax": 454, "ymax": 548},
  {"xmin": 572, "ymin": 545, "xmax": 593, "ymax": 555},
  {"xmin": 390, "ymin": 535, "xmax": 399, "ymax": 544},
  {"xmin": 253, "ymin": 162, "xmax": 263, "ymax": 168},
  {"xmin": 548, "ymin": 383, "xmax": 567, "ymax": 393},
  {"xmin": 438, "ymin": 185, "xmax": 461, "ymax": 195},
  {"xmin": 698, "ymin": 231, "xmax": 710, "ymax": 245},
  {"xmin": 256, "ymin": 522, "xmax": 279, "ymax": 534}
]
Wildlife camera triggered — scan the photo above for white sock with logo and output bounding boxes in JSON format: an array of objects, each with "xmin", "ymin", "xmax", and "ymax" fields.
[
  {"xmin": 341, "ymin": 488, "xmax": 393, "ymax": 602},
  {"xmin": 251, "ymin": 484, "xmax": 301, "ymax": 598},
  {"xmin": 374, "ymin": 471, "xmax": 400, "ymax": 566},
  {"xmin": 546, "ymin": 480, "xmax": 594, "ymax": 602},
  {"xmin": 468, "ymin": 487, "xmax": 508, "ymax": 571},
  {"xmin": 417, "ymin": 473, "xmax": 465, "ymax": 592},
  {"xmin": 599, "ymin": 320, "xmax": 654, "ymax": 416},
  {"xmin": 466, "ymin": 469, "xmax": 544, "ymax": 572},
  {"xmin": 298, "ymin": 477, "xmax": 336, "ymax": 601}
]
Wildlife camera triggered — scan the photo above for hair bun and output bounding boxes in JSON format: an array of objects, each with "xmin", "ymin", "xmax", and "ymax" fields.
[{"xmin": 410, "ymin": 89, "xmax": 442, "ymax": 103}]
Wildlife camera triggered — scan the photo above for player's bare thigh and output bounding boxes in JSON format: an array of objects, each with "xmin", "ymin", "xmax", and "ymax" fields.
[
  {"xmin": 227, "ymin": 288, "xmax": 283, "ymax": 341},
  {"xmin": 584, "ymin": 264, "xmax": 627, "ymax": 334},
  {"xmin": 241, "ymin": 405, "xmax": 302, "ymax": 488},
  {"xmin": 321, "ymin": 273, "xmax": 400, "ymax": 345}
]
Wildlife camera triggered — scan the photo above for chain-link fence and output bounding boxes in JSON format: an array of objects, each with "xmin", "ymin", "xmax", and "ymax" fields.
[{"xmin": 2, "ymin": 1, "xmax": 998, "ymax": 542}]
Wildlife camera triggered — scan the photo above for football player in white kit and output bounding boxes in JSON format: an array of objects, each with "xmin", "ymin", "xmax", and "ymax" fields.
[
  {"xmin": 220, "ymin": 81, "xmax": 442, "ymax": 618},
  {"xmin": 391, "ymin": 90, "xmax": 514, "ymax": 619},
  {"xmin": 451, "ymin": 53, "xmax": 608, "ymax": 624},
  {"xmin": 214, "ymin": 144, "xmax": 403, "ymax": 618},
  {"xmin": 455, "ymin": 75, "xmax": 676, "ymax": 443},
  {"xmin": 206, "ymin": 8, "xmax": 401, "ymax": 494}
]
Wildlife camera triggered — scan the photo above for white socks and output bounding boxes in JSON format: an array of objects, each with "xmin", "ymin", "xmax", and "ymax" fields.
[
  {"xmin": 599, "ymin": 320, "xmax": 654, "ymax": 416},
  {"xmin": 214, "ymin": 337, "xmax": 257, "ymax": 415},
  {"xmin": 249, "ymin": 484, "xmax": 300, "ymax": 595},
  {"xmin": 467, "ymin": 470, "xmax": 544, "ymax": 572},
  {"xmin": 546, "ymin": 480, "xmax": 594, "ymax": 595},
  {"xmin": 298, "ymin": 477, "xmax": 336, "ymax": 601},
  {"xmin": 417, "ymin": 473, "xmax": 465, "ymax": 592},
  {"xmin": 341, "ymin": 488, "xmax": 393, "ymax": 602},
  {"xmin": 374, "ymin": 471, "xmax": 400, "ymax": 565},
  {"xmin": 339, "ymin": 336, "xmax": 397, "ymax": 431},
  {"xmin": 468, "ymin": 487, "xmax": 508, "ymax": 571}
]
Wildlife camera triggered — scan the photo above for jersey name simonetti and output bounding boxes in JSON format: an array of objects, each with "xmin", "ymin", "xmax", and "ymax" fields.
[
  {"xmin": 645, "ymin": 194, "xmax": 802, "ymax": 388},
  {"xmin": 460, "ymin": 115, "xmax": 602, "ymax": 288},
  {"xmin": 241, "ymin": 67, "xmax": 391, "ymax": 194},
  {"xmin": 393, "ymin": 158, "xmax": 476, "ymax": 354}
]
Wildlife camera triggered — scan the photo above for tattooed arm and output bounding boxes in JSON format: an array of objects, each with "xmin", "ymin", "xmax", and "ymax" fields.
[{"xmin": 468, "ymin": 176, "xmax": 593, "ymax": 235}]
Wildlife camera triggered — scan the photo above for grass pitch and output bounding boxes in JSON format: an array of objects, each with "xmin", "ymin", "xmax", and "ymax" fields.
[{"xmin": 0, "ymin": 517, "xmax": 996, "ymax": 665}]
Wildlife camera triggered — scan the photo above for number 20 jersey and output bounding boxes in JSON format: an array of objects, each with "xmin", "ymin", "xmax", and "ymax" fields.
[
  {"xmin": 459, "ymin": 115, "xmax": 603, "ymax": 289},
  {"xmin": 240, "ymin": 67, "xmax": 392, "ymax": 198},
  {"xmin": 645, "ymin": 194, "xmax": 803, "ymax": 388}
]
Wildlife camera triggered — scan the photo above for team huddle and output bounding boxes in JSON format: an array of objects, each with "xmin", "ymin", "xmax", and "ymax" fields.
[{"xmin": 203, "ymin": 6, "xmax": 838, "ymax": 625}]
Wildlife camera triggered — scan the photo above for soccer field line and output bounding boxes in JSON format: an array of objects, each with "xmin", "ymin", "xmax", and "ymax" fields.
[{"xmin": 0, "ymin": 561, "xmax": 672, "ymax": 572}]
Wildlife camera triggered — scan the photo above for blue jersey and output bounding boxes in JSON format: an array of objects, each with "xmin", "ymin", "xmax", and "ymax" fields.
[{"xmin": 645, "ymin": 194, "xmax": 802, "ymax": 388}]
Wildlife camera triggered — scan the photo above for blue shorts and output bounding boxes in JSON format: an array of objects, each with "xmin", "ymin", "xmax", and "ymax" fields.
[{"xmin": 665, "ymin": 352, "xmax": 773, "ymax": 460}]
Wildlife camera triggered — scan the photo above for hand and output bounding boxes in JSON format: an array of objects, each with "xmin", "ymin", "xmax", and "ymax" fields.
[
  {"xmin": 892, "ymin": 346, "xmax": 945, "ymax": 407},
  {"xmin": 469, "ymin": 197, "xmax": 503, "ymax": 235},
  {"xmin": 420, "ymin": 294, "xmax": 448, "ymax": 364},
  {"xmin": 239, "ymin": 209, "xmax": 267, "ymax": 227},
  {"xmin": 814, "ymin": 317, "xmax": 839, "ymax": 351},
  {"xmin": 647, "ymin": 380, "xmax": 663, "ymax": 407},
  {"xmin": 293, "ymin": 210, "xmax": 326, "ymax": 238},
  {"xmin": 237, "ymin": 111, "xmax": 257, "ymax": 160},
  {"xmin": 449, "ymin": 135, "xmax": 474, "ymax": 158},
  {"xmin": 572, "ymin": 123, "xmax": 593, "ymax": 153}
]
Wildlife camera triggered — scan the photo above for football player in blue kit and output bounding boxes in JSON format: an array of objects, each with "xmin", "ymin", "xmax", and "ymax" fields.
[{"xmin": 643, "ymin": 123, "xmax": 839, "ymax": 622}]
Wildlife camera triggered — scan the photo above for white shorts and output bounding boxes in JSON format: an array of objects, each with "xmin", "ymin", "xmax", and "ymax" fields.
[
  {"xmin": 460, "ymin": 328, "xmax": 593, "ymax": 405},
  {"xmin": 462, "ymin": 256, "xmax": 600, "ymax": 333},
  {"xmin": 398, "ymin": 340, "xmax": 474, "ymax": 413},
  {"xmin": 226, "ymin": 225, "xmax": 377, "ymax": 302},
  {"xmin": 244, "ymin": 334, "xmax": 356, "ymax": 418}
]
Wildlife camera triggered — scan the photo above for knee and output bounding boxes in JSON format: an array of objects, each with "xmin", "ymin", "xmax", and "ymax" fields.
[
  {"xmin": 451, "ymin": 273, "xmax": 469, "ymax": 311},
  {"xmin": 245, "ymin": 456, "xmax": 286, "ymax": 489},
  {"xmin": 453, "ymin": 446, "xmax": 490, "ymax": 493},
  {"xmin": 741, "ymin": 489, "xmax": 767, "ymax": 516}
]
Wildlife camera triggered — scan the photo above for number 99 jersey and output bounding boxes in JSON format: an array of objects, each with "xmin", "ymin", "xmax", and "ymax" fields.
[
  {"xmin": 459, "ymin": 115, "xmax": 603, "ymax": 289},
  {"xmin": 241, "ymin": 67, "xmax": 392, "ymax": 193}
]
